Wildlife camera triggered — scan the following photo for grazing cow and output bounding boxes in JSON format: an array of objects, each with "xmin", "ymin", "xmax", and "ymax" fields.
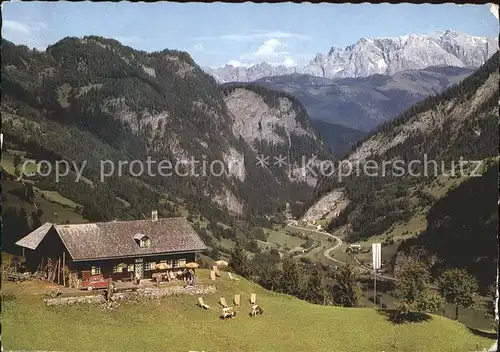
[
  {"xmin": 221, "ymin": 307, "xmax": 236, "ymax": 319},
  {"xmin": 250, "ymin": 305, "xmax": 263, "ymax": 317}
]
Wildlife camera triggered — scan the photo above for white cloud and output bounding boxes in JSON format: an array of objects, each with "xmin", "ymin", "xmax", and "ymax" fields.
[
  {"xmin": 193, "ymin": 43, "xmax": 204, "ymax": 51},
  {"xmin": 3, "ymin": 20, "xmax": 30, "ymax": 34},
  {"xmin": 231, "ymin": 38, "xmax": 300, "ymax": 67},
  {"xmin": 3, "ymin": 20, "xmax": 47, "ymax": 34},
  {"xmin": 254, "ymin": 38, "xmax": 288, "ymax": 57},
  {"xmin": 2, "ymin": 19, "xmax": 50, "ymax": 50},
  {"xmin": 198, "ymin": 30, "xmax": 309, "ymax": 42},
  {"xmin": 31, "ymin": 22, "xmax": 48, "ymax": 31},
  {"xmin": 225, "ymin": 60, "xmax": 255, "ymax": 68},
  {"xmin": 223, "ymin": 31, "xmax": 306, "ymax": 42},
  {"xmin": 239, "ymin": 38, "xmax": 290, "ymax": 61},
  {"xmin": 282, "ymin": 57, "xmax": 297, "ymax": 68}
]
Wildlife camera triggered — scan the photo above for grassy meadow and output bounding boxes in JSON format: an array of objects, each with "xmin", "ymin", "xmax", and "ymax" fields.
[{"xmin": 2, "ymin": 269, "xmax": 495, "ymax": 352}]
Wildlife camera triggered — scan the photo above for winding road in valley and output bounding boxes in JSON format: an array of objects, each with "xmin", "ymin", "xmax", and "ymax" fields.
[{"xmin": 286, "ymin": 221, "xmax": 396, "ymax": 281}]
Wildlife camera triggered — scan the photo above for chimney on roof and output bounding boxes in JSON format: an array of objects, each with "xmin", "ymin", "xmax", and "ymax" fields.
[{"xmin": 151, "ymin": 210, "xmax": 158, "ymax": 221}]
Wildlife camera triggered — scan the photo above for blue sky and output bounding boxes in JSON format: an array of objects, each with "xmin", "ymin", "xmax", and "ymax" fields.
[{"xmin": 2, "ymin": 2, "xmax": 498, "ymax": 68}]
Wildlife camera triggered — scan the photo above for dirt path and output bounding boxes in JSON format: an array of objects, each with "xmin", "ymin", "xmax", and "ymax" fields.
[{"xmin": 285, "ymin": 221, "xmax": 396, "ymax": 281}]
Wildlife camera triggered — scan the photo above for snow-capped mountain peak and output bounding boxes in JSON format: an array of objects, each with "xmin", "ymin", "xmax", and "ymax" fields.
[{"xmin": 205, "ymin": 31, "xmax": 498, "ymax": 83}]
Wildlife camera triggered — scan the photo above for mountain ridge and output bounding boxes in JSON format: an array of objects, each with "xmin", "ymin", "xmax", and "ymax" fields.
[
  {"xmin": 1, "ymin": 37, "xmax": 328, "ymax": 230},
  {"xmin": 309, "ymin": 51, "xmax": 499, "ymax": 225},
  {"xmin": 251, "ymin": 66, "xmax": 474, "ymax": 133},
  {"xmin": 304, "ymin": 51, "xmax": 499, "ymax": 286},
  {"xmin": 204, "ymin": 31, "xmax": 498, "ymax": 83}
]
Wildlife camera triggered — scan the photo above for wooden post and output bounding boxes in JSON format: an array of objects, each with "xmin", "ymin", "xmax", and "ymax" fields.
[
  {"xmin": 52, "ymin": 259, "xmax": 55, "ymax": 282},
  {"xmin": 49, "ymin": 259, "xmax": 53, "ymax": 282},
  {"xmin": 57, "ymin": 258, "xmax": 61, "ymax": 284},
  {"xmin": 62, "ymin": 252, "xmax": 66, "ymax": 287}
]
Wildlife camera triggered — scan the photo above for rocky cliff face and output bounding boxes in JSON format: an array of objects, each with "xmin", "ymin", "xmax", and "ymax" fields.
[
  {"xmin": 205, "ymin": 31, "xmax": 498, "ymax": 83},
  {"xmin": 224, "ymin": 88, "xmax": 318, "ymax": 148},
  {"xmin": 222, "ymin": 85, "xmax": 326, "ymax": 188}
]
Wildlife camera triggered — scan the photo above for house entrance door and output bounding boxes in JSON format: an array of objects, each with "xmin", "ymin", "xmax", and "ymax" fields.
[{"xmin": 134, "ymin": 258, "xmax": 144, "ymax": 280}]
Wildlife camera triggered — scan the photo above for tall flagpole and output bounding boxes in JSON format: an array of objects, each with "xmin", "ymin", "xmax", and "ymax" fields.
[{"xmin": 372, "ymin": 243, "xmax": 381, "ymax": 309}]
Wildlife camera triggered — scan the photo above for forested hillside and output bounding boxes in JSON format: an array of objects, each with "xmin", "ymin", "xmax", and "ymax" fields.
[
  {"xmin": 310, "ymin": 120, "xmax": 366, "ymax": 157},
  {"xmin": 307, "ymin": 51, "xmax": 499, "ymax": 286},
  {"xmin": 398, "ymin": 163, "xmax": 498, "ymax": 291},
  {"xmin": 1, "ymin": 37, "xmax": 327, "ymax": 250}
]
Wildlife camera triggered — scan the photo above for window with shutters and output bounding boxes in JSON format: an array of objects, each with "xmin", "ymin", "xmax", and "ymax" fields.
[
  {"xmin": 91, "ymin": 266, "xmax": 101, "ymax": 275},
  {"xmin": 113, "ymin": 263, "xmax": 127, "ymax": 273}
]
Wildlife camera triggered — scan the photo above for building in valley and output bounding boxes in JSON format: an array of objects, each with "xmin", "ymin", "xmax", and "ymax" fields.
[{"xmin": 15, "ymin": 214, "xmax": 207, "ymax": 283}]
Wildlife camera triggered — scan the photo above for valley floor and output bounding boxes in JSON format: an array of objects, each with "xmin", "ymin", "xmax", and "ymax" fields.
[
  {"xmin": 2, "ymin": 269, "xmax": 495, "ymax": 352},
  {"xmin": 285, "ymin": 222, "xmax": 495, "ymax": 331}
]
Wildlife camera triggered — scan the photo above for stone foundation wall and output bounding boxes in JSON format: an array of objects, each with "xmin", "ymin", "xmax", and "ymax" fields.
[
  {"xmin": 45, "ymin": 294, "xmax": 106, "ymax": 306},
  {"xmin": 137, "ymin": 284, "xmax": 216, "ymax": 299},
  {"xmin": 44, "ymin": 285, "xmax": 216, "ymax": 306}
]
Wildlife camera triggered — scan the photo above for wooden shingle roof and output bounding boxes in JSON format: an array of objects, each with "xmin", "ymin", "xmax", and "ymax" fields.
[
  {"xmin": 15, "ymin": 222, "xmax": 54, "ymax": 250},
  {"xmin": 16, "ymin": 217, "xmax": 207, "ymax": 261}
]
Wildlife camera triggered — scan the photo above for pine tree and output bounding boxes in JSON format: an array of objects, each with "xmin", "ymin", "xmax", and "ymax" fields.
[
  {"xmin": 279, "ymin": 256, "xmax": 304, "ymax": 298},
  {"xmin": 303, "ymin": 264, "xmax": 327, "ymax": 305},
  {"xmin": 229, "ymin": 240, "xmax": 249, "ymax": 277},
  {"xmin": 331, "ymin": 264, "xmax": 361, "ymax": 307}
]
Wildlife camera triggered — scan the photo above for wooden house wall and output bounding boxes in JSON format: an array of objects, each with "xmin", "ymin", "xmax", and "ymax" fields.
[
  {"xmin": 22, "ymin": 228, "xmax": 198, "ymax": 283},
  {"xmin": 72, "ymin": 252, "xmax": 197, "ymax": 280}
]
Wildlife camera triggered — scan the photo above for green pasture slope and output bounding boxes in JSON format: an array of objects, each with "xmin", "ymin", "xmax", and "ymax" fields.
[{"xmin": 2, "ymin": 269, "xmax": 494, "ymax": 352}]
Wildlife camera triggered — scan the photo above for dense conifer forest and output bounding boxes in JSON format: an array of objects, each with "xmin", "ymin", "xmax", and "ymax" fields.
[{"xmin": 1, "ymin": 37, "xmax": 329, "ymax": 229}]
